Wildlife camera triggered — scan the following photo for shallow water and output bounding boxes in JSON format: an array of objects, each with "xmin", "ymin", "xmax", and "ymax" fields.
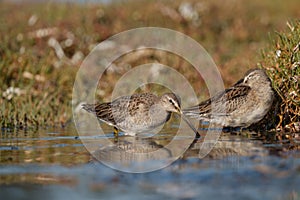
[{"xmin": 1, "ymin": 122, "xmax": 300, "ymax": 200}]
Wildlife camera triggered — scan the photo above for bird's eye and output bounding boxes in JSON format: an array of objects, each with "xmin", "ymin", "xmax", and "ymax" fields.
[{"xmin": 169, "ymin": 99, "xmax": 173, "ymax": 103}]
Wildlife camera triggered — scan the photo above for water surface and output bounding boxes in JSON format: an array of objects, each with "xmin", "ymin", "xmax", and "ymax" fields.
[{"xmin": 1, "ymin": 124, "xmax": 299, "ymax": 200}]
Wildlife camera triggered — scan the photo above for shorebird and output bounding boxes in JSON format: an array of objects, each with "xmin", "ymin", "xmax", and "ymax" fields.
[
  {"xmin": 82, "ymin": 92, "xmax": 199, "ymax": 137},
  {"xmin": 183, "ymin": 69, "xmax": 274, "ymax": 128}
]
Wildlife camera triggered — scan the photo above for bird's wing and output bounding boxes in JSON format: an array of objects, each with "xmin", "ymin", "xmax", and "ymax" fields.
[
  {"xmin": 82, "ymin": 93, "xmax": 157, "ymax": 125},
  {"xmin": 183, "ymin": 85, "xmax": 251, "ymax": 117},
  {"xmin": 82, "ymin": 102, "xmax": 119, "ymax": 125},
  {"xmin": 221, "ymin": 85, "xmax": 251, "ymax": 114},
  {"xmin": 125, "ymin": 93, "xmax": 156, "ymax": 116}
]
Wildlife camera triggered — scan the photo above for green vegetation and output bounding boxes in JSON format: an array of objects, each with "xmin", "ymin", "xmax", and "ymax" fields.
[
  {"xmin": 259, "ymin": 20, "xmax": 300, "ymax": 133},
  {"xmin": 0, "ymin": 0, "xmax": 299, "ymax": 134}
]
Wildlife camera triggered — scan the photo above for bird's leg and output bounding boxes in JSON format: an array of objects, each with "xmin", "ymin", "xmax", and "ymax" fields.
[
  {"xmin": 113, "ymin": 127, "xmax": 119, "ymax": 143},
  {"xmin": 240, "ymin": 127, "xmax": 247, "ymax": 132},
  {"xmin": 226, "ymin": 127, "xmax": 243, "ymax": 135},
  {"xmin": 237, "ymin": 127, "xmax": 245, "ymax": 136}
]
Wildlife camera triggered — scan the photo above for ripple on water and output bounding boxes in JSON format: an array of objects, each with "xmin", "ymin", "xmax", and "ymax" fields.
[{"xmin": 0, "ymin": 126, "xmax": 299, "ymax": 199}]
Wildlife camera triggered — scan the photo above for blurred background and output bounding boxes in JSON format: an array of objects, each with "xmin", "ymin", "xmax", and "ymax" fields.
[{"xmin": 1, "ymin": 0, "xmax": 299, "ymax": 127}]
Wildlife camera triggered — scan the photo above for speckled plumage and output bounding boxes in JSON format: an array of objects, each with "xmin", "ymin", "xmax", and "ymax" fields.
[
  {"xmin": 82, "ymin": 93, "xmax": 198, "ymax": 136},
  {"xmin": 183, "ymin": 69, "xmax": 274, "ymax": 127}
]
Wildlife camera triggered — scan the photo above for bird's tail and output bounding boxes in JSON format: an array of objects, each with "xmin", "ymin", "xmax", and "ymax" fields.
[{"xmin": 81, "ymin": 104, "xmax": 96, "ymax": 113}]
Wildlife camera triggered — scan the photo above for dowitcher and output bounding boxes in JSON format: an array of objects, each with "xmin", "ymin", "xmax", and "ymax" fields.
[
  {"xmin": 183, "ymin": 69, "xmax": 274, "ymax": 128},
  {"xmin": 82, "ymin": 93, "xmax": 199, "ymax": 137}
]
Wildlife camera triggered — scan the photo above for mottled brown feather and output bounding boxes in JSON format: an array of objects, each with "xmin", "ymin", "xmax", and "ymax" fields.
[
  {"xmin": 183, "ymin": 68, "xmax": 274, "ymax": 127},
  {"xmin": 82, "ymin": 92, "xmax": 199, "ymax": 136},
  {"xmin": 184, "ymin": 85, "xmax": 251, "ymax": 117},
  {"xmin": 82, "ymin": 93, "xmax": 159, "ymax": 126}
]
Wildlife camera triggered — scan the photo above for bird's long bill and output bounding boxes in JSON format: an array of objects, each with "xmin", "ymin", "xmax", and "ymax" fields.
[{"xmin": 181, "ymin": 112, "xmax": 200, "ymax": 138}]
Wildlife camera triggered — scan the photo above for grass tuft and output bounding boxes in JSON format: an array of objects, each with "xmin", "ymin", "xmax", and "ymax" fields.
[{"xmin": 259, "ymin": 20, "xmax": 300, "ymax": 133}]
